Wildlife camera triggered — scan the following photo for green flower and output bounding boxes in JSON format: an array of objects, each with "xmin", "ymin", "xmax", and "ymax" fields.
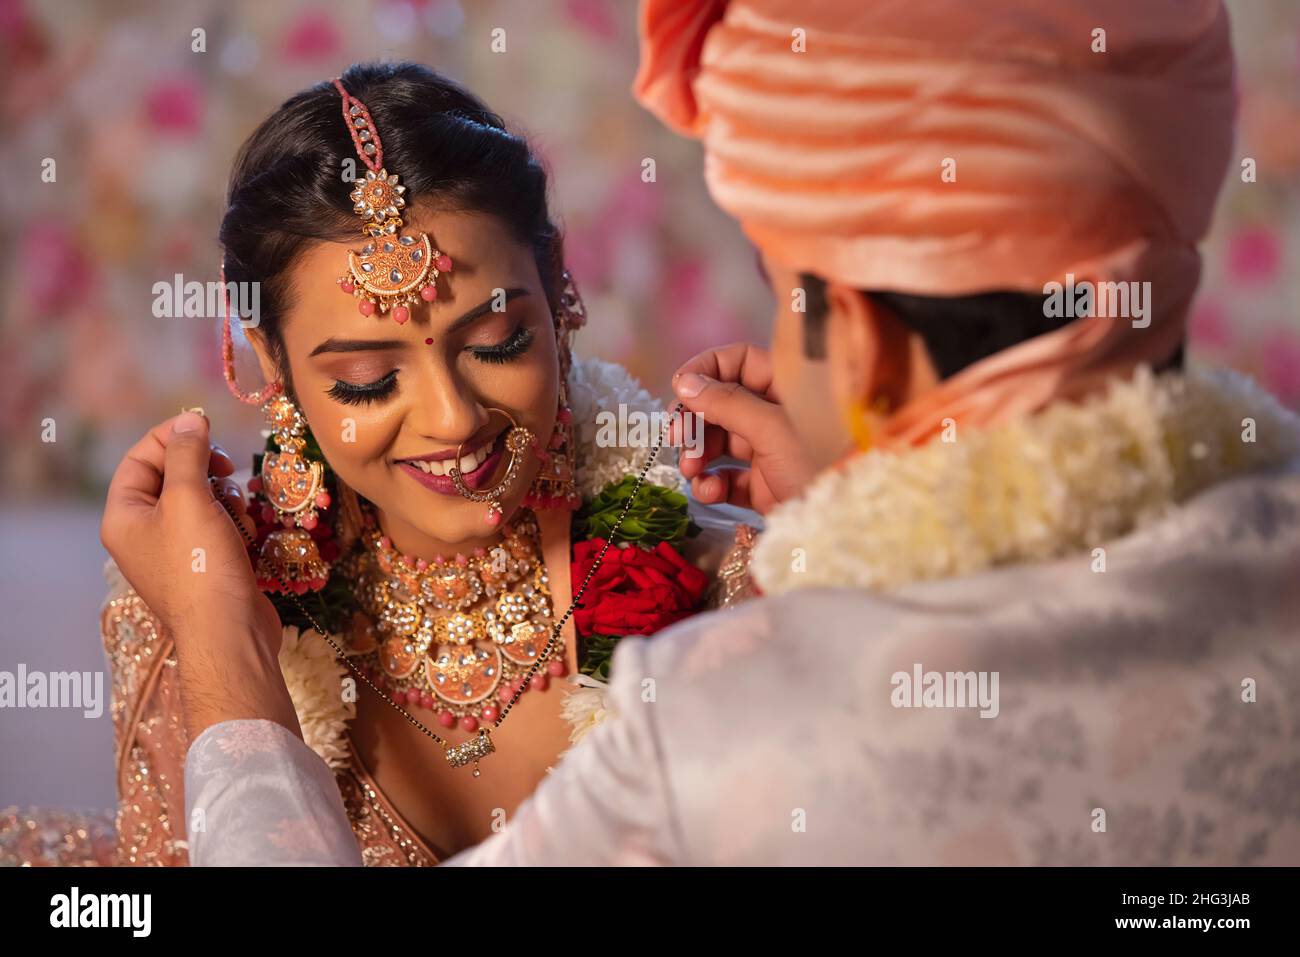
[{"xmin": 577, "ymin": 475, "xmax": 700, "ymax": 546}]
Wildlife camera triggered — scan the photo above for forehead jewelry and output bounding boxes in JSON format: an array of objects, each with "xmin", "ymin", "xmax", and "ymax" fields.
[
  {"xmin": 448, "ymin": 407, "xmax": 536, "ymax": 527},
  {"xmin": 332, "ymin": 77, "xmax": 452, "ymax": 324}
]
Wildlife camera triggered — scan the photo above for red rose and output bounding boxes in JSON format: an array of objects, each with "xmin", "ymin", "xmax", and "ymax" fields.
[{"xmin": 571, "ymin": 538, "xmax": 710, "ymax": 637}]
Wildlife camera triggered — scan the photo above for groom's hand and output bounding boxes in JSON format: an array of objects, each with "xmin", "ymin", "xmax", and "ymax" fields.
[
  {"xmin": 101, "ymin": 410, "xmax": 299, "ymax": 742},
  {"xmin": 670, "ymin": 342, "xmax": 815, "ymax": 515},
  {"xmin": 101, "ymin": 411, "xmax": 267, "ymax": 636}
]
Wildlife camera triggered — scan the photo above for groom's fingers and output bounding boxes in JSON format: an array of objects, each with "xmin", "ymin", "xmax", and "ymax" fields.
[
  {"xmin": 676, "ymin": 420, "xmax": 757, "ymax": 479},
  {"xmin": 161, "ymin": 412, "xmax": 216, "ymax": 502},
  {"xmin": 691, "ymin": 468, "xmax": 755, "ymax": 512},
  {"xmin": 672, "ymin": 372, "xmax": 784, "ymax": 463},
  {"xmin": 677, "ymin": 422, "xmax": 727, "ymax": 477},
  {"xmin": 105, "ymin": 414, "xmax": 193, "ymax": 516},
  {"xmin": 106, "ymin": 414, "xmax": 236, "ymax": 515},
  {"xmin": 671, "ymin": 342, "xmax": 775, "ymax": 468},
  {"xmin": 211, "ymin": 475, "xmax": 257, "ymax": 543},
  {"xmin": 672, "ymin": 341, "xmax": 779, "ymax": 402}
]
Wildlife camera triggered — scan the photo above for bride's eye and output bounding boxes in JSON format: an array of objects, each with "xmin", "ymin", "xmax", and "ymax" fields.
[
  {"xmin": 328, "ymin": 369, "xmax": 398, "ymax": 405},
  {"xmin": 469, "ymin": 326, "xmax": 534, "ymax": 364}
]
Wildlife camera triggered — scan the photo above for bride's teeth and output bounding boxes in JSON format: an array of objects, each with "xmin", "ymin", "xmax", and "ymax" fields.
[{"xmin": 407, "ymin": 438, "xmax": 494, "ymax": 477}]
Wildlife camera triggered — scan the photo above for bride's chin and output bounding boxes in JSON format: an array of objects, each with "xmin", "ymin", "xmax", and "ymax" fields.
[{"xmin": 387, "ymin": 499, "xmax": 527, "ymax": 553}]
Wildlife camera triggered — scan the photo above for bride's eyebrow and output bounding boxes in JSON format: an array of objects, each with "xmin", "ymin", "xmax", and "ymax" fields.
[
  {"xmin": 309, "ymin": 288, "xmax": 530, "ymax": 357},
  {"xmin": 445, "ymin": 287, "xmax": 529, "ymax": 334}
]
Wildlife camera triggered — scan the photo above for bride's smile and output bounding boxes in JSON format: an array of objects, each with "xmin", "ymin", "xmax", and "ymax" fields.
[{"xmin": 394, "ymin": 428, "xmax": 507, "ymax": 493}]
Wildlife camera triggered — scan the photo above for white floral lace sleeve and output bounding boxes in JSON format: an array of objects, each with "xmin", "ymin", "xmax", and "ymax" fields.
[{"xmin": 185, "ymin": 719, "xmax": 362, "ymax": 866}]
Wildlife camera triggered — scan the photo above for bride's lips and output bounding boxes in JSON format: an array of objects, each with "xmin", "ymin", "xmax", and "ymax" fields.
[{"xmin": 396, "ymin": 432, "xmax": 506, "ymax": 496}]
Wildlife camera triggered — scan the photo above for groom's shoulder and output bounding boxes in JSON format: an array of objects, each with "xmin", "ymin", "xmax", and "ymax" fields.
[{"xmin": 605, "ymin": 587, "xmax": 881, "ymax": 700}]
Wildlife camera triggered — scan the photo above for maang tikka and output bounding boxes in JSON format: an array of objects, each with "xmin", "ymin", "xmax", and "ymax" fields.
[{"xmin": 332, "ymin": 77, "xmax": 452, "ymax": 323}]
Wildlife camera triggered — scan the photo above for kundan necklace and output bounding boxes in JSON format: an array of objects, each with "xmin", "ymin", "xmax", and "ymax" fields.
[{"xmin": 341, "ymin": 510, "xmax": 568, "ymax": 734}]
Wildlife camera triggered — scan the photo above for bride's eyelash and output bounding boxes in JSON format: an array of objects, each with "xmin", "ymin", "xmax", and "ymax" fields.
[
  {"xmin": 327, "ymin": 369, "xmax": 398, "ymax": 406},
  {"xmin": 470, "ymin": 326, "xmax": 534, "ymax": 364},
  {"xmin": 325, "ymin": 327, "xmax": 533, "ymax": 405}
]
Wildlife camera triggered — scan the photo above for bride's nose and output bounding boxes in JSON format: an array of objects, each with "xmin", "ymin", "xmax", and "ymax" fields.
[{"xmin": 404, "ymin": 364, "xmax": 491, "ymax": 445}]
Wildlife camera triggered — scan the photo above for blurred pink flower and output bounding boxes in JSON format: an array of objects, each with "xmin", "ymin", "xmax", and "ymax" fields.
[
  {"xmin": 283, "ymin": 10, "xmax": 342, "ymax": 62},
  {"xmin": 144, "ymin": 77, "xmax": 203, "ymax": 136},
  {"xmin": 22, "ymin": 222, "xmax": 93, "ymax": 317},
  {"xmin": 1188, "ymin": 299, "xmax": 1231, "ymax": 350},
  {"xmin": 666, "ymin": 255, "xmax": 745, "ymax": 354},
  {"xmin": 1259, "ymin": 329, "xmax": 1300, "ymax": 407},
  {"xmin": 1226, "ymin": 226, "xmax": 1282, "ymax": 285},
  {"xmin": 563, "ymin": 226, "xmax": 607, "ymax": 286},
  {"xmin": 567, "ymin": 0, "xmax": 618, "ymax": 42},
  {"xmin": 611, "ymin": 168, "xmax": 662, "ymax": 223},
  {"xmin": 566, "ymin": 170, "xmax": 666, "ymax": 287}
]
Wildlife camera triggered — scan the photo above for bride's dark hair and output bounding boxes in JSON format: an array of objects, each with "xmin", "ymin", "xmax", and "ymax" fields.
[{"xmin": 219, "ymin": 61, "xmax": 563, "ymax": 395}]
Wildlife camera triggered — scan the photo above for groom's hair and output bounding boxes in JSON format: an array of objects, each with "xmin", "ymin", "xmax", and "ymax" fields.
[{"xmin": 798, "ymin": 272, "xmax": 1184, "ymax": 378}]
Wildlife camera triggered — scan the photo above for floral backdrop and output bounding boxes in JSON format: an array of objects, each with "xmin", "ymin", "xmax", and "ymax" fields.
[{"xmin": 0, "ymin": 0, "xmax": 1298, "ymax": 503}]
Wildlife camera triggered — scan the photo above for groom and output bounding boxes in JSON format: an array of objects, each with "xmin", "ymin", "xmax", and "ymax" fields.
[{"xmin": 113, "ymin": 0, "xmax": 1300, "ymax": 865}]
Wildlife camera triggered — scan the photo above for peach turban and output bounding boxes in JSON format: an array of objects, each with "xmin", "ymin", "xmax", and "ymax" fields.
[{"xmin": 635, "ymin": 0, "xmax": 1237, "ymax": 446}]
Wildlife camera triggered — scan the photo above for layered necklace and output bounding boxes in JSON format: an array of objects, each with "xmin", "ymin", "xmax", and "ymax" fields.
[{"xmin": 340, "ymin": 510, "xmax": 567, "ymax": 733}]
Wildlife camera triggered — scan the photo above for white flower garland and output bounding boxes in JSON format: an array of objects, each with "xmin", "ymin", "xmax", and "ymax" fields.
[
  {"xmin": 751, "ymin": 366, "xmax": 1300, "ymax": 597},
  {"xmin": 559, "ymin": 674, "xmax": 618, "ymax": 744},
  {"xmin": 279, "ymin": 625, "xmax": 356, "ymax": 769}
]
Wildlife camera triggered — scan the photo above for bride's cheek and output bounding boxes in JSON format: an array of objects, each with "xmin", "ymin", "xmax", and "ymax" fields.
[{"xmin": 299, "ymin": 399, "xmax": 390, "ymax": 483}]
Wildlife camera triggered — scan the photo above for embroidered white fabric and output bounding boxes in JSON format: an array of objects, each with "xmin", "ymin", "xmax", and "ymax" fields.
[{"xmin": 185, "ymin": 719, "xmax": 363, "ymax": 867}]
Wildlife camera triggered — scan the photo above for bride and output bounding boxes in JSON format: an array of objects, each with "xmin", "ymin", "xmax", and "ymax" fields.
[{"xmin": 92, "ymin": 61, "xmax": 751, "ymax": 866}]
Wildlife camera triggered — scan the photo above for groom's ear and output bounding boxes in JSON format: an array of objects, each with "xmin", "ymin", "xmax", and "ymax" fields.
[{"xmin": 825, "ymin": 284, "xmax": 912, "ymax": 411}]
